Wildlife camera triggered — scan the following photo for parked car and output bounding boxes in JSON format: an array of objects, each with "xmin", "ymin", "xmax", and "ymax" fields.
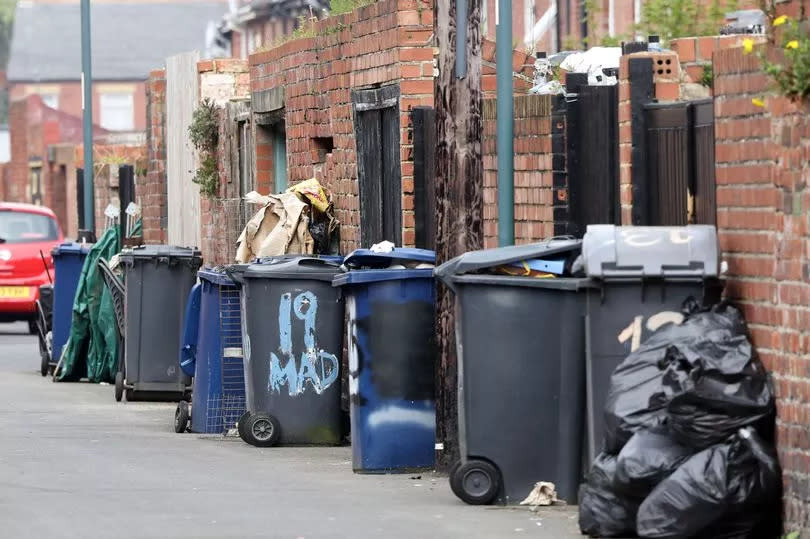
[{"xmin": 0, "ymin": 203, "xmax": 63, "ymax": 332}]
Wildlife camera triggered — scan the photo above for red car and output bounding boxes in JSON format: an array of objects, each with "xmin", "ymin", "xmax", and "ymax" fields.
[{"xmin": 0, "ymin": 203, "xmax": 63, "ymax": 331}]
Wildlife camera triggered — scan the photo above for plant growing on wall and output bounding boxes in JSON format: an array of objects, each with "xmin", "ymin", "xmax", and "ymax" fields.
[
  {"xmin": 188, "ymin": 98, "xmax": 220, "ymax": 197},
  {"xmin": 752, "ymin": 2, "xmax": 810, "ymax": 104}
]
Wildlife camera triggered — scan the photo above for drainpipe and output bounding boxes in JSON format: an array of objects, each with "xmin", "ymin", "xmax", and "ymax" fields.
[
  {"xmin": 80, "ymin": 0, "xmax": 94, "ymax": 232},
  {"xmin": 608, "ymin": 0, "xmax": 615, "ymax": 36},
  {"xmin": 496, "ymin": 0, "xmax": 514, "ymax": 246}
]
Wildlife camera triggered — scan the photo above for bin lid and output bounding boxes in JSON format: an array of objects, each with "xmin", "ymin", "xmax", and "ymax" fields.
[
  {"xmin": 255, "ymin": 254, "xmax": 344, "ymax": 265},
  {"xmin": 333, "ymin": 268, "xmax": 434, "ymax": 286},
  {"xmin": 582, "ymin": 225, "xmax": 719, "ymax": 278},
  {"xmin": 343, "ymin": 247, "xmax": 435, "ymax": 268},
  {"xmin": 433, "ymin": 238, "xmax": 581, "ymax": 282},
  {"xmin": 243, "ymin": 256, "xmax": 342, "ymax": 282},
  {"xmin": 52, "ymin": 242, "xmax": 91, "ymax": 256},
  {"xmin": 198, "ymin": 267, "xmax": 236, "ymax": 287},
  {"xmin": 119, "ymin": 244, "xmax": 202, "ymax": 262}
]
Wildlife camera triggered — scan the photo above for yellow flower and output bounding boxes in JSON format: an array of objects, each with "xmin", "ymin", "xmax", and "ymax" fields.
[
  {"xmin": 752, "ymin": 98, "xmax": 766, "ymax": 108},
  {"xmin": 786, "ymin": 40, "xmax": 799, "ymax": 50},
  {"xmin": 773, "ymin": 15, "xmax": 788, "ymax": 27},
  {"xmin": 743, "ymin": 38, "xmax": 754, "ymax": 54}
]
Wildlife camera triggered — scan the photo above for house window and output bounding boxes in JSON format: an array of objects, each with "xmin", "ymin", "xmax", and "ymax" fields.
[
  {"xmin": 100, "ymin": 93, "xmax": 134, "ymax": 131},
  {"xmin": 40, "ymin": 93, "xmax": 59, "ymax": 109}
]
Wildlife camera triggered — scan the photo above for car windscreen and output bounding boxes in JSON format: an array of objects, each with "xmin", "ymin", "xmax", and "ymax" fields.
[{"xmin": 0, "ymin": 210, "xmax": 59, "ymax": 244}]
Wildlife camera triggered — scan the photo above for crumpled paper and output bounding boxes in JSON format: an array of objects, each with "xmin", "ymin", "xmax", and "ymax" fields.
[
  {"xmin": 520, "ymin": 481, "xmax": 560, "ymax": 507},
  {"xmin": 235, "ymin": 191, "xmax": 313, "ymax": 263}
]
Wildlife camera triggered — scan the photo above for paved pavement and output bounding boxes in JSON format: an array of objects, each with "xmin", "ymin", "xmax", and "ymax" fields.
[{"xmin": 0, "ymin": 322, "xmax": 581, "ymax": 539}]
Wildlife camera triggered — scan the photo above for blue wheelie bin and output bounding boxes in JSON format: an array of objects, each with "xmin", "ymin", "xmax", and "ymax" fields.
[
  {"xmin": 174, "ymin": 269, "xmax": 246, "ymax": 434},
  {"xmin": 334, "ymin": 248, "xmax": 437, "ymax": 473},
  {"xmin": 50, "ymin": 242, "xmax": 91, "ymax": 368}
]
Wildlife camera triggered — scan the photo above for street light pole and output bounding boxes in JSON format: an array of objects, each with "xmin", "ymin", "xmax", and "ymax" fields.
[
  {"xmin": 496, "ymin": 0, "xmax": 513, "ymax": 246},
  {"xmin": 80, "ymin": 0, "xmax": 94, "ymax": 232}
]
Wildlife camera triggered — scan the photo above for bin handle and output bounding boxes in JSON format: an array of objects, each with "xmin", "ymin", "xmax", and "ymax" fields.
[
  {"xmin": 225, "ymin": 266, "xmax": 246, "ymax": 286},
  {"xmin": 296, "ymin": 258, "xmax": 341, "ymax": 269},
  {"xmin": 545, "ymin": 235, "xmax": 577, "ymax": 242}
]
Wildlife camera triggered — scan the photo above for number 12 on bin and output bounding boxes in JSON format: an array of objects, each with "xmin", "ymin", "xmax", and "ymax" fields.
[
  {"xmin": 618, "ymin": 311, "xmax": 685, "ymax": 353},
  {"xmin": 268, "ymin": 291, "xmax": 339, "ymax": 396}
]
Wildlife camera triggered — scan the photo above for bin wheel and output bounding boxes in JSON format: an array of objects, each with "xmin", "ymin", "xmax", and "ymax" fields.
[
  {"xmin": 40, "ymin": 348, "xmax": 50, "ymax": 377},
  {"xmin": 114, "ymin": 372, "xmax": 125, "ymax": 402},
  {"xmin": 243, "ymin": 413, "xmax": 281, "ymax": 447},
  {"xmin": 125, "ymin": 388, "xmax": 135, "ymax": 402},
  {"xmin": 449, "ymin": 461, "xmax": 464, "ymax": 499},
  {"xmin": 174, "ymin": 401, "xmax": 190, "ymax": 433},
  {"xmin": 236, "ymin": 411, "xmax": 251, "ymax": 442},
  {"xmin": 451, "ymin": 459, "xmax": 500, "ymax": 505}
]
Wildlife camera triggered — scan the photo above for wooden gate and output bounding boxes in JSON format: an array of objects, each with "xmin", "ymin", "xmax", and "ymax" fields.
[
  {"xmin": 565, "ymin": 76, "xmax": 621, "ymax": 237},
  {"xmin": 642, "ymin": 99, "xmax": 716, "ymax": 226},
  {"xmin": 352, "ymin": 85, "xmax": 401, "ymax": 247}
]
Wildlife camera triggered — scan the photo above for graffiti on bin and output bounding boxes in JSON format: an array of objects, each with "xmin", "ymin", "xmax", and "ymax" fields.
[
  {"xmin": 620, "ymin": 228, "xmax": 692, "ymax": 248},
  {"xmin": 617, "ymin": 311, "xmax": 685, "ymax": 353},
  {"xmin": 268, "ymin": 291, "xmax": 339, "ymax": 396},
  {"xmin": 348, "ymin": 298, "xmax": 435, "ymax": 406}
]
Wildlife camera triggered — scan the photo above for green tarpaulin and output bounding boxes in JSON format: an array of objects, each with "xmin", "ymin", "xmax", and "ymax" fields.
[{"xmin": 57, "ymin": 227, "xmax": 121, "ymax": 382}]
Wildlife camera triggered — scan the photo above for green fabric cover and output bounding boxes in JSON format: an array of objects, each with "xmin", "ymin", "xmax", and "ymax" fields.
[{"xmin": 57, "ymin": 227, "xmax": 121, "ymax": 382}]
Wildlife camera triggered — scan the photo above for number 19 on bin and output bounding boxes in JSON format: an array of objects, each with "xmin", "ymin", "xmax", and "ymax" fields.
[{"xmin": 268, "ymin": 291, "xmax": 339, "ymax": 396}]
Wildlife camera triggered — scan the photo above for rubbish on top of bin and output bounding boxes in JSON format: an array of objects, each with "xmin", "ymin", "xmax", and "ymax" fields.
[
  {"xmin": 343, "ymin": 247, "xmax": 436, "ymax": 269},
  {"xmin": 369, "ymin": 240, "xmax": 396, "ymax": 253},
  {"xmin": 434, "ymin": 238, "xmax": 581, "ymax": 280},
  {"xmin": 235, "ymin": 178, "xmax": 339, "ymax": 263},
  {"xmin": 582, "ymin": 225, "xmax": 719, "ymax": 278}
]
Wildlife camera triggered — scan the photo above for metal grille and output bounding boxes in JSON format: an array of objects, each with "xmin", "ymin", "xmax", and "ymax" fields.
[
  {"xmin": 204, "ymin": 283, "xmax": 246, "ymax": 435},
  {"xmin": 221, "ymin": 197, "xmax": 248, "ymax": 264}
]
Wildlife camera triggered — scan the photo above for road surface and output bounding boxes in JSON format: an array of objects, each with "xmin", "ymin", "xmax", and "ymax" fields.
[{"xmin": 0, "ymin": 322, "xmax": 581, "ymax": 538}]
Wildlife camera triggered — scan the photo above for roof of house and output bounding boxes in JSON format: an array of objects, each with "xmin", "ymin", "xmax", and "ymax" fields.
[{"xmin": 8, "ymin": 1, "xmax": 228, "ymax": 82}]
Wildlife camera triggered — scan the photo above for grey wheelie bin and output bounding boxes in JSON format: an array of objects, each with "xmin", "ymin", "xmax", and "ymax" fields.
[
  {"xmin": 435, "ymin": 239, "xmax": 588, "ymax": 506},
  {"xmin": 582, "ymin": 225, "xmax": 723, "ymax": 463},
  {"xmin": 119, "ymin": 245, "xmax": 202, "ymax": 401},
  {"xmin": 228, "ymin": 256, "xmax": 345, "ymax": 447}
]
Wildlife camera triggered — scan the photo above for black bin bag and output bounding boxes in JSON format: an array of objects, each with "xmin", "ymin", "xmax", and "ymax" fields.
[
  {"xmin": 636, "ymin": 427, "xmax": 782, "ymax": 539},
  {"xmin": 603, "ymin": 302, "xmax": 761, "ymax": 454},
  {"xmin": 614, "ymin": 427, "xmax": 695, "ymax": 498},
  {"xmin": 579, "ymin": 453, "xmax": 641, "ymax": 538},
  {"xmin": 666, "ymin": 333, "xmax": 775, "ymax": 449}
]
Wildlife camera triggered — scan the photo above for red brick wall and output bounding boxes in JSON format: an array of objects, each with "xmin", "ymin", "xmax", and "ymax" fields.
[
  {"xmin": 249, "ymin": 0, "xmax": 536, "ymax": 253},
  {"xmin": 714, "ymin": 45, "xmax": 810, "ymax": 533},
  {"xmin": 671, "ymin": 35, "xmax": 758, "ymax": 91},
  {"xmin": 482, "ymin": 95, "xmax": 555, "ymax": 248},
  {"xmin": 250, "ymin": 0, "xmax": 436, "ymax": 252},
  {"xmin": 141, "ymin": 69, "xmax": 168, "ymax": 244}
]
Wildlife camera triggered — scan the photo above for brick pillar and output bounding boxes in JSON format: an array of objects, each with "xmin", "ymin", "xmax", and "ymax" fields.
[{"xmin": 142, "ymin": 69, "xmax": 168, "ymax": 244}]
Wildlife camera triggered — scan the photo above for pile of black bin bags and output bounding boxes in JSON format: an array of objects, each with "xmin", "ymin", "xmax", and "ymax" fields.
[{"xmin": 579, "ymin": 301, "xmax": 783, "ymax": 538}]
